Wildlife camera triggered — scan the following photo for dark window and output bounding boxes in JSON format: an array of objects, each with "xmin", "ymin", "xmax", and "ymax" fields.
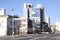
[{"xmin": 10, "ymin": 21, "xmax": 12, "ymax": 25}]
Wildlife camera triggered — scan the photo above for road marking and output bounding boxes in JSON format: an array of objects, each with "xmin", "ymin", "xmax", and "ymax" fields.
[
  {"xmin": 30, "ymin": 36, "xmax": 47, "ymax": 40},
  {"xmin": 16, "ymin": 35, "xmax": 33, "ymax": 39}
]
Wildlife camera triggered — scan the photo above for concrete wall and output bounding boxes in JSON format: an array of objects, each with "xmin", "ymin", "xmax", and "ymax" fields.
[
  {"xmin": 0, "ymin": 16, "xmax": 8, "ymax": 36},
  {"xmin": 55, "ymin": 22, "xmax": 60, "ymax": 32}
]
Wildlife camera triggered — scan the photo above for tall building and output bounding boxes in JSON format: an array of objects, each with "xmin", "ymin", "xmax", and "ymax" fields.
[
  {"xmin": 23, "ymin": 3, "xmax": 33, "ymax": 18},
  {"xmin": 22, "ymin": 3, "xmax": 50, "ymax": 34},
  {"xmin": 29, "ymin": 7, "xmax": 41, "ymax": 33},
  {"xmin": 23, "ymin": 3, "xmax": 33, "ymax": 34},
  {"xmin": 44, "ymin": 16, "xmax": 50, "ymax": 27}
]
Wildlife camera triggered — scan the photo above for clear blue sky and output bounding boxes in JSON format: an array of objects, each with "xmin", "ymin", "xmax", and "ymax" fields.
[{"xmin": 0, "ymin": 0, "xmax": 60, "ymax": 25}]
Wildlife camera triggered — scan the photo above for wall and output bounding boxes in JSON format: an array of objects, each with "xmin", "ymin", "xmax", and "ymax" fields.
[{"xmin": 0, "ymin": 16, "xmax": 7, "ymax": 36}]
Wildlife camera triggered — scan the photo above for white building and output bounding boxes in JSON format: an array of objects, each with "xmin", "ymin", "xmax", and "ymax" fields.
[
  {"xmin": 29, "ymin": 4, "xmax": 43, "ymax": 33},
  {"xmin": 29, "ymin": 7, "xmax": 40, "ymax": 31},
  {"xmin": 0, "ymin": 8, "xmax": 8, "ymax": 36},
  {"xmin": 20, "ymin": 17, "xmax": 27, "ymax": 34},
  {"xmin": 29, "ymin": 4, "xmax": 50, "ymax": 32},
  {"xmin": 21, "ymin": 3, "xmax": 50, "ymax": 34},
  {"xmin": 0, "ymin": 16, "xmax": 8, "ymax": 36},
  {"xmin": 0, "ymin": 8, "xmax": 20, "ymax": 36},
  {"xmin": 22, "ymin": 3, "xmax": 33, "ymax": 34},
  {"xmin": 0, "ymin": 8, "xmax": 6, "ymax": 15},
  {"xmin": 54, "ymin": 22, "xmax": 60, "ymax": 33},
  {"xmin": 23, "ymin": 3, "xmax": 43, "ymax": 33},
  {"xmin": 0, "ymin": 16, "xmax": 20, "ymax": 36},
  {"xmin": 44, "ymin": 16, "xmax": 50, "ymax": 27},
  {"xmin": 50, "ymin": 25, "xmax": 55, "ymax": 33},
  {"xmin": 23, "ymin": 3, "xmax": 33, "ymax": 18}
]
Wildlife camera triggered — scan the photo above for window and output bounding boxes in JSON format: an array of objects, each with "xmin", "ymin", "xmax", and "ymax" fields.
[
  {"xmin": 22, "ymin": 19, "xmax": 26, "ymax": 22},
  {"xmin": 14, "ymin": 22, "xmax": 15, "ymax": 24},
  {"xmin": 10, "ymin": 21, "xmax": 12, "ymax": 25},
  {"xmin": 30, "ymin": 8, "xmax": 40, "ymax": 17},
  {"xmin": 22, "ymin": 24, "xmax": 26, "ymax": 27}
]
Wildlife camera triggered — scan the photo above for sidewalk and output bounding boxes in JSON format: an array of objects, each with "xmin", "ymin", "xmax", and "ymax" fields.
[{"xmin": 0, "ymin": 34, "xmax": 38, "ymax": 38}]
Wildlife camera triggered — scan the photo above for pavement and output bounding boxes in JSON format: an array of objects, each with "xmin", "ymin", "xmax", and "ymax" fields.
[{"xmin": 0, "ymin": 33, "xmax": 60, "ymax": 40}]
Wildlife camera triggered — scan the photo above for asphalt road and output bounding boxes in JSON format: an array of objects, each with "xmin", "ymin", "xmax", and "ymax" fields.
[{"xmin": 0, "ymin": 33, "xmax": 60, "ymax": 40}]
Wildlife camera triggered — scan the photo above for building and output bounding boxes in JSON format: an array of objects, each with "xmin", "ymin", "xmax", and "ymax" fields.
[
  {"xmin": 20, "ymin": 3, "xmax": 50, "ymax": 34},
  {"xmin": 0, "ymin": 8, "xmax": 6, "ymax": 15},
  {"xmin": 0, "ymin": 16, "xmax": 20, "ymax": 36},
  {"xmin": 29, "ymin": 7, "xmax": 41, "ymax": 33},
  {"xmin": 44, "ymin": 16, "xmax": 50, "ymax": 27},
  {"xmin": 20, "ymin": 17, "xmax": 27, "ymax": 34},
  {"xmin": 23, "ymin": 3, "xmax": 33, "ymax": 18},
  {"xmin": 0, "ymin": 8, "xmax": 20, "ymax": 36},
  {"xmin": 29, "ymin": 4, "xmax": 50, "ymax": 33},
  {"xmin": 44, "ymin": 16, "xmax": 50, "ymax": 24},
  {"xmin": 0, "ymin": 15, "xmax": 8, "ymax": 36},
  {"xmin": 50, "ymin": 25, "xmax": 55, "ymax": 33},
  {"xmin": 7, "ymin": 18, "xmax": 20, "ymax": 35},
  {"xmin": 23, "ymin": 3, "xmax": 33, "ymax": 34},
  {"xmin": 55, "ymin": 22, "xmax": 60, "ymax": 33},
  {"xmin": 0, "ymin": 8, "xmax": 8, "ymax": 36}
]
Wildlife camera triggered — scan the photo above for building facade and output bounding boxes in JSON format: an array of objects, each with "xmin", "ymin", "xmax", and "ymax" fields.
[
  {"xmin": 55, "ymin": 22, "xmax": 60, "ymax": 33},
  {"xmin": 23, "ymin": 3, "xmax": 33, "ymax": 34},
  {"xmin": 19, "ymin": 3, "xmax": 50, "ymax": 34},
  {"xmin": 7, "ymin": 18, "xmax": 20, "ymax": 35},
  {"xmin": 0, "ymin": 8, "xmax": 8, "ymax": 36},
  {"xmin": 0, "ymin": 8, "xmax": 6, "ymax": 15},
  {"xmin": 0, "ymin": 16, "xmax": 8, "ymax": 36},
  {"xmin": 20, "ymin": 17, "xmax": 27, "ymax": 34}
]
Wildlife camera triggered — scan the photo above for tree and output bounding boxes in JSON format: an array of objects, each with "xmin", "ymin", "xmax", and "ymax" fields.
[
  {"xmin": 8, "ymin": 15, "xmax": 19, "ymax": 18},
  {"xmin": 12, "ymin": 15, "xmax": 19, "ymax": 18}
]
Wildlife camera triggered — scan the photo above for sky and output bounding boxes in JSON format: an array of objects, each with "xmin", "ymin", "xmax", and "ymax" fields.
[{"xmin": 0, "ymin": 0, "xmax": 60, "ymax": 25}]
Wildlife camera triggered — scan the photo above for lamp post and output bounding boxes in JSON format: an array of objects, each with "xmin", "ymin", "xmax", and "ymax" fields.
[{"xmin": 12, "ymin": 9, "xmax": 14, "ymax": 35}]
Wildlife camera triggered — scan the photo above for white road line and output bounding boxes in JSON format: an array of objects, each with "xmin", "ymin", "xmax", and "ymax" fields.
[
  {"xmin": 30, "ymin": 36, "xmax": 47, "ymax": 40},
  {"xmin": 16, "ymin": 36, "xmax": 33, "ymax": 39}
]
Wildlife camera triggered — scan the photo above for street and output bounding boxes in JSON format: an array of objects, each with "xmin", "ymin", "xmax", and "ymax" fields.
[{"xmin": 0, "ymin": 33, "xmax": 60, "ymax": 40}]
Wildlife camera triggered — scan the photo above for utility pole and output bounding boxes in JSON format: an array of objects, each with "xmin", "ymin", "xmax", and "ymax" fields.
[{"xmin": 12, "ymin": 9, "xmax": 14, "ymax": 35}]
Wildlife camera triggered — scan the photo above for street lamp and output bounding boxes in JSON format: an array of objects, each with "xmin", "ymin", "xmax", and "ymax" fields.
[{"xmin": 12, "ymin": 9, "xmax": 14, "ymax": 35}]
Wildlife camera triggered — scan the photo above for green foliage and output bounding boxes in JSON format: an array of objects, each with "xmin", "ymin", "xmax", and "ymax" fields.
[{"xmin": 8, "ymin": 15, "xmax": 19, "ymax": 18}]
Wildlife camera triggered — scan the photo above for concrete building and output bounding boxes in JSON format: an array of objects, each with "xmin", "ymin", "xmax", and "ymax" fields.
[
  {"xmin": 20, "ymin": 17, "xmax": 27, "ymax": 34},
  {"xmin": 44, "ymin": 16, "xmax": 50, "ymax": 24},
  {"xmin": 50, "ymin": 25, "xmax": 55, "ymax": 33},
  {"xmin": 29, "ymin": 7, "xmax": 40, "ymax": 33},
  {"xmin": 44, "ymin": 16, "xmax": 50, "ymax": 27},
  {"xmin": 29, "ymin": 4, "xmax": 50, "ymax": 33},
  {"xmin": 55, "ymin": 22, "xmax": 60, "ymax": 33},
  {"xmin": 20, "ymin": 3, "xmax": 50, "ymax": 34},
  {"xmin": 0, "ymin": 15, "xmax": 8, "ymax": 36},
  {"xmin": 23, "ymin": 3, "xmax": 33, "ymax": 34},
  {"xmin": 23, "ymin": 3, "xmax": 33, "ymax": 18},
  {"xmin": 0, "ymin": 16, "xmax": 20, "ymax": 36},
  {"xmin": 0, "ymin": 8, "xmax": 20, "ymax": 36},
  {"xmin": 0, "ymin": 8, "xmax": 6, "ymax": 15},
  {"xmin": 7, "ymin": 18, "xmax": 20, "ymax": 35},
  {"xmin": 0, "ymin": 8, "xmax": 8, "ymax": 36}
]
